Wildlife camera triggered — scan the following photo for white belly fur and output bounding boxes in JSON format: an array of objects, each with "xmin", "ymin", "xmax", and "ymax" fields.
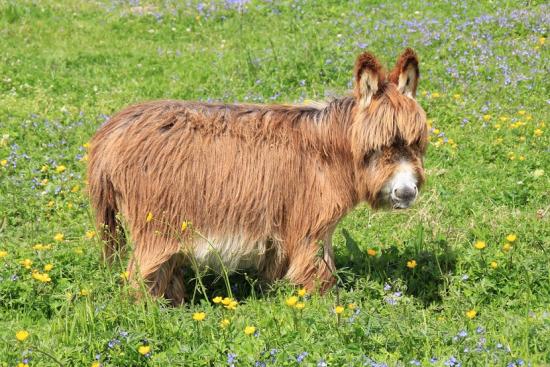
[{"xmin": 190, "ymin": 234, "xmax": 276, "ymax": 273}]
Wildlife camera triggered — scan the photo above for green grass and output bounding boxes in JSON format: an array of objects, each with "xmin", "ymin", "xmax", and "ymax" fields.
[{"xmin": 0, "ymin": 0, "xmax": 549, "ymax": 366}]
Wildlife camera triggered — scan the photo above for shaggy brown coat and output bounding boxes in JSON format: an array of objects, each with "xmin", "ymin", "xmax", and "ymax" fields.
[{"xmin": 87, "ymin": 49, "xmax": 428, "ymax": 304}]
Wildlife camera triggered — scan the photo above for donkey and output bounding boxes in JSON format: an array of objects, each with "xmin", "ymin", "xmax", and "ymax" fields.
[{"xmin": 87, "ymin": 48, "xmax": 428, "ymax": 305}]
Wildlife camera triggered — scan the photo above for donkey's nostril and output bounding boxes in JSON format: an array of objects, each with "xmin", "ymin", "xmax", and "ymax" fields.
[{"xmin": 394, "ymin": 186, "xmax": 417, "ymax": 201}]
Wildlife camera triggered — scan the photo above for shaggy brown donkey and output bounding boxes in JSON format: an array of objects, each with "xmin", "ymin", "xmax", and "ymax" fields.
[{"xmin": 88, "ymin": 48, "xmax": 428, "ymax": 305}]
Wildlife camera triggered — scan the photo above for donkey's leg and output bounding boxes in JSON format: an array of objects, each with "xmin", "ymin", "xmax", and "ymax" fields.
[
  {"xmin": 284, "ymin": 238, "xmax": 336, "ymax": 293},
  {"xmin": 149, "ymin": 254, "xmax": 187, "ymax": 306},
  {"xmin": 127, "ymin": 233, "xmax": 185, "ymax": 304}
]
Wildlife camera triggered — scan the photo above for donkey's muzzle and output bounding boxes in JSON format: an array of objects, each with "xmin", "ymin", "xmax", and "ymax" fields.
[{"xmin": 391, "ymin": 184, "xmax": 418, "ymax": 209}]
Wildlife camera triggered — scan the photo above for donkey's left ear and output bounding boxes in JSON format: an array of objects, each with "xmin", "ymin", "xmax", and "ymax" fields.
[{"xmin": 389, "ymin": 48, "xmax": 419, "ymax": 98}]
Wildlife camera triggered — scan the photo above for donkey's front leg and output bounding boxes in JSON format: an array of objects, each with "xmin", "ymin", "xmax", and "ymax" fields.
[{"xmin": 284, "ymin": 235, "xmax": 336, "ymax": 293}]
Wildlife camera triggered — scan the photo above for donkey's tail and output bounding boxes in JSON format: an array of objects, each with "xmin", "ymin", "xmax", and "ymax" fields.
[{"xmin": 87, "ymin": 166, "xmax": 125, "ymax": 264}]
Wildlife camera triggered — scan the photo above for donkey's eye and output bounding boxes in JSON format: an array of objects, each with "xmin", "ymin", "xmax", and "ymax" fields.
[{"xmin": 363, "ymin": 151, "xmax": 375, "ymax": 165}]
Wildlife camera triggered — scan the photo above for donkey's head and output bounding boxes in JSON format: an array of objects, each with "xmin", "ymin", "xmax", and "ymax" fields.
[{"xmin": 350, "ymin": 49, "xmax": 428, "ymax": 209}]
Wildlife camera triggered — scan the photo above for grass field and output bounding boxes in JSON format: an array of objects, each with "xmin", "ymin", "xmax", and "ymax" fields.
[{"xmin": 0, "ymin": 0, "xmax": 549, "ymax": 366}]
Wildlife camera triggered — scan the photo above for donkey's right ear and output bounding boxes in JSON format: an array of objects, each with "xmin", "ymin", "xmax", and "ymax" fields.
[{"xmin": 354, "ymin": 52, "xmax": 383, "ymax": 108}]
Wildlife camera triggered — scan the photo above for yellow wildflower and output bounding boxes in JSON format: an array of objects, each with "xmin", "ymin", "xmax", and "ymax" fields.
[
  {"xmin": 506, "ymin": 234, "xmax": 517, "ymax": 242},
  {"xmin": 85, "ymin": 230, "xmax": 96, "ymax": 239},
  {"xmin": 225, "ymin": 300, "xmax": 238, "ymax": 310},
  {"xmin": 192, "ymin": 312, "xmax": 206, "ymax": 321},
  {"xmin": 482, "ymin": 114, "xmax": 492, "ymax": 121},
  {"xmin": 295, "ymin": 302, "xmax": 305, "ymax": 310},
  {"xmin": 474, "ymin": 241, "xmax": 486, "ymax": 250},
  {"xmin": 221, "ymin": 297, "xmax": 232, "ymax": 305},
  {"xmin": 44, "ymin": 263, "xmax": 54, "ymax": 272},
  {"xmin": 297, "ymin": 288, "xmax": 307, "ymax": 297},
  {"xmin": 16, "ymin": 330, "xmax": 29, "ymax": 342},
  {"xmin": 213, "ymin": 296, "xmax": 223, "ymax": 304},
  {"xmin": 80, "ymin": 289, "xmax": 91, "ymax": 296},
  {"xmin": 55, "ymin": 165, "xmax": 66, "ymax": 173},
  {"xmin": 517, "ymin": 110, "xmax": 526, "ymax": 115},
  {"xmin": 91, "ymin": 362, "xmax": 100, "ymax": 367},
  {"xmin": 0, "ymin": 250, "xmax": 8, "ymax": 259},
  {"xmin": 181, "ymin": 221, "xmax": 189, "ymax": 232},
  {"xmin": 406, "ymin": 260, "xmax": 417, "ymax": 269},
  {"xmin": 534, "ymin": 128, "xmax": 543, "ymax": 137},
  {"xmin": 453, "ymin": 94, "xmax": 461, "ymax": 99},
  {"xmin": 138, "ymin": 345, "xmax": 151, "ymax": 355},
  {"xmin": 490, "ymin": 261, "xmax": 498, "ymax": 269},
  {"xmin": 539, "ymin": 37, "xmax": 546, "ymax": 45},
  {"xmin": 286, "ymin": 296, "xmax": 298, "ymax": 307},
  {"xmin": 431, "ymin": 92, "xmax": 440, "ymax": 98},
  {"xmin": 146, "ymin": 212, "xmax": 153, "ymax": 222},
  {"xmin": 334, "ymin": 305, "xmax": 345, "ymax": 314},
  {"xmin": 41, "ymin": 178, "xmax": 49, "ymax": 185},
  {"xmin": 499, "ymin": 116, "xmax": 509, "ymax": 122},
  {"xmin": 47, "ymin": 200, "xmax": 55, "ymax": 207},
  {"xmin": 71, "ymin": 185, "xmax": 80, "ymax": 193},
  {"xmin": 120, "ymin": 271, "xmax": 129, "ymax": 280},
  {"xmin": 502, "ymin": 243, "xmax": 512, "ymax": 252},
  {"xmin": 466, "ymin": 309, "xmax": 477, "ymax": 319},
  {"xmin": 32, "ymin": 271, "xmax": 51, "ymax": 283},
  {"xmin": 0, "ymin": 159, "xmax": 7, "ymax": 167},
  {"xmin": 220, "ymin": 318, "xmax": 230, "ymax": 328},
  {"xmin": 53, "ymin": 233, "xmax": 64, "ymax": 242},
  {"xmin": 244, "ymin": 326, "xmax": 256, "ymax": 335},
  {"xmin": 348, "ymin": 303, "xmax": 357, "ymax": 310},
  {"xmin": 33, "ymin": 243, "xmax": 52, "ymax": 251},
  {"xmin": 20, "ymin": 258, "xmax": 33, "ymax": 269},
  {"xmin": 367, "ymin": 248, "xmax": 377, "ymax": 256}
]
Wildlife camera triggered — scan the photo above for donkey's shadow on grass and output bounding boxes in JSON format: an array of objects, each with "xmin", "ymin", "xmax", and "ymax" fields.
[
  {"xmin": 179, "ymin": 227, "xmax": 457, "ymax": 307},
  {"xmin": 335, "ymin": 228, "xmax": 458, "ymax": 306}
]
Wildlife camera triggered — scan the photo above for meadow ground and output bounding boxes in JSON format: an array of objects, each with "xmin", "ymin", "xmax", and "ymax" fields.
[{"xmin": 0, "ymin": 0, "xmax": 549, "ymax": 366}]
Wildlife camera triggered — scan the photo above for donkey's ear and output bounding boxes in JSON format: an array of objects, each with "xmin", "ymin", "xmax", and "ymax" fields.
[
  {"xmin": 389, "ymin": 48, "xmax": 419, "ymax": 98},
  {"xmin": 354, "ymin": 52, "xmax": 383, "ymax": 108}
]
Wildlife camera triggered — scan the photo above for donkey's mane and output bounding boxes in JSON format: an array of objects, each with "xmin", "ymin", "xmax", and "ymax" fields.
[{"xmin": 111, "ymin": 91, "xmax": 425, "ymax": 158}]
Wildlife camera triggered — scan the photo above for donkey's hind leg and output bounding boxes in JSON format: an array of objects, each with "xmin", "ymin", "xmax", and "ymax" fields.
[
  {"xmin": 149, "ymin": 254, "xmax": 187, "ymax": 306},
  {"xmin": 127, "ymin": 234, "xmax": 186, "ymax": 305}
]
